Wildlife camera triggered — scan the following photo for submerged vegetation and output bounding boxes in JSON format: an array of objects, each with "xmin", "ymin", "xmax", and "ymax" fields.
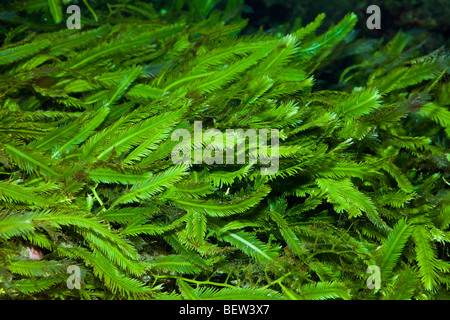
[{"xmin": 0, "ymin": 0, "xmax": 449, "ymax": 300}]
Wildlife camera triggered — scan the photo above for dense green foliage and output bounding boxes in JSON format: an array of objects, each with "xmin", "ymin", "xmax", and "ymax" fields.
[{"xmin": 0, "ymin": 0, "xmax": 449, "ymax": 300}]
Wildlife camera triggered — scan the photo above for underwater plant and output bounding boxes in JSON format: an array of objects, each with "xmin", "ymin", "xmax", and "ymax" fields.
[{"xmin": 0, "ymin": 0, "xmax": 449, "ymax": 300}]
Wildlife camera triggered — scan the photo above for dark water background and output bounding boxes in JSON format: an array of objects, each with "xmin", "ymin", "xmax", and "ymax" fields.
[{"xmin": 241, "ymin": 0, "xmax": 449, "ymax": 49}]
